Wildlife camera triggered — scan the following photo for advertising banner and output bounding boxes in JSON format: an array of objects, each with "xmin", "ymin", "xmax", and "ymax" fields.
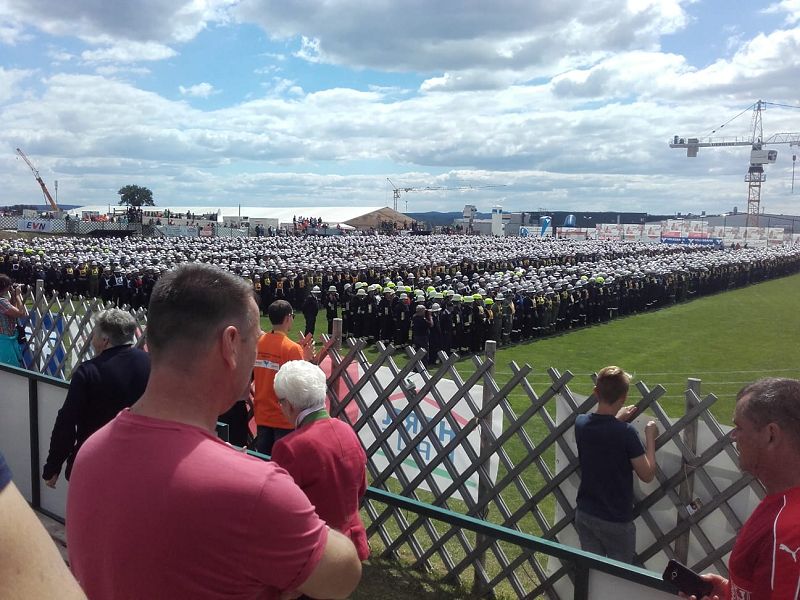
[
  {"xmin": 158, "ymin": 225, "xmax": 199, "ymax": 237},
  {"xmin": 661, "ymin": 237, "xmax": 721, "ymax": 246},
  {"xmin": 622, "ymin": 224, "xmax": 643, "ymax": 241},
  {"xmin": 556, "ymin": 227, "xmax": 591, "ymax": 240},
  {"xmin": 17, "ymin": 219, "xmax": 53, "ymax": 233},
  {"xmin": 21, "ymin": 313, "xmax": 65, "ymax": 376},
  {"xmin": 644, "ymin": 224, "xmax": 662, "ymax": 242},
  {"xmin": 354, "ymin": 365, "xmax": 502, "ymax": 504},
  {"xmin": 596, "ymin": 224, "xmax": 622, "ymax": 240}
]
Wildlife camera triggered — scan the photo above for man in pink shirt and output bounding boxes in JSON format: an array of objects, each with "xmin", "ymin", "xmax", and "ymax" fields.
[{"xmin": 66, "ymin": 263, "xmax": 362, "ymax": 600}]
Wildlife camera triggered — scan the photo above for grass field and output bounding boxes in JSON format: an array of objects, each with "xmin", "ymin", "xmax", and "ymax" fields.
[
  {"xmin": 268, "ymin": 273, "xmax": 800, "ymax": 599},
  {"xmin": 487, "ymin": 272, "xmax": 800, "ymax": 423}
]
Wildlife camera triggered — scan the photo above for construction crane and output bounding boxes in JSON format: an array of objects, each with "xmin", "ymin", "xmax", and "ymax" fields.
[
  {"xmin": 16, "ymin": 147, "xmax": 59, "ymax": 212},
  {"xmin": 386, "ymin": 178, "xmax": 506, "ymax": 212},
  {"xmin": 670, "ymin": 100, "xmax": 800, "ymax": 226}
]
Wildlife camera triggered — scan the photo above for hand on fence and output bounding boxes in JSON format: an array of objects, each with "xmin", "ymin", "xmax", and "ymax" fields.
[
  {"xmin": 616, "ymin": 405, "xmax": 637, "ymax": 422},
  {"xmin": 299, "ymin": 333, "xmax": 315, "ymax": 360},
  {"xmin": 645, "ymin": 420, "xmax": 659, "ymax": 440},
  {"xmin": 678, "ymin": 572, "xmax": 727, "ymax": 600},
  {"xmin": 311, "ymin": 337, "xmax": 336, "ymax": 365}
]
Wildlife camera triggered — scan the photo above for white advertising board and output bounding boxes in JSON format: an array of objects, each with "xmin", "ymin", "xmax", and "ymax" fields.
[
  {"xmin": 17, "ymin": 219, "xmax": 53, "ymax": 233},
  {"xmin": 355, "ymin": 366, "xmax": 503, "ymax": 504}
]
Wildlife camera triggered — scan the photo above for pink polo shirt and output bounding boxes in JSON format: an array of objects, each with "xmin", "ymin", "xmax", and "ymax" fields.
[{"xmin": 67, "ymin": 410, "xmax": 328, "ymax": 599}]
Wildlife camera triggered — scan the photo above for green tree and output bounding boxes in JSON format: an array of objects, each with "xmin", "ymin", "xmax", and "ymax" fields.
[{"xmin": 117, "ymin": 185, "xmax": 155, "ymax": 207}]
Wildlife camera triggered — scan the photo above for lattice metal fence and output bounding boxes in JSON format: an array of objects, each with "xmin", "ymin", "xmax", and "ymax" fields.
[
  {"xmin": 323, "ymin": 334, "xmax": 760, "ymax": 599},
  {"xmin": 18, "ymin": 283, "xmax": 147, "ymax": 379},
  {"xmin": 15, "ymin": 293, "xmax": 758, "ymax": 599}
]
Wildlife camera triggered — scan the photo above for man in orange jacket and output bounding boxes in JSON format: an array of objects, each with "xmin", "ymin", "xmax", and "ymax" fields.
[{"xmin": 253, "ymin": 299, "xmax": 333, "ymax": 455}]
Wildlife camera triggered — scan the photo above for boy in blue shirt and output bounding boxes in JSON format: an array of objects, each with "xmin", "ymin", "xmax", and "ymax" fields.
[{"xmin": 574, "ymin": 365, "xmax": 658, "ymax": 563}]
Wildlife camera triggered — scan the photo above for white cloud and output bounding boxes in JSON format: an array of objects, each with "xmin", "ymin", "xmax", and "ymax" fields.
[
  {"xmin": 179, "ymin": 82, "xmax": 217, "ymax": 98},
  {"xmin": 236, "ymin": 0, "xmax": 690, "ymax": 83},
  {"xmin": 47, "ymin": 49, "xmax": 76, "ymax": 63},
  {"xmin": 81, "ymin": 41, "xmax": 177, "ymax": 63},
  {"xmin": 294, "ymin": 36, "xmax": 321, "ymax": 63},
  {"xmin": 0, "ymin": 19, "xmax": 28, "ymax": 45},
  {"xmin": 0, "ymin": 66, "xmax": 34, "ymax": 103},
  {"xmin": 95, "ymin": 65, "xmax": 152, "ymax": 77},
  {"xmin": 764, "ymin": 0, "xmax": 800, "ymax": 25},
  {"xmin": 3, "ymin": 1, "xmax": 800, "ymax": 215},
  {"xmin": 0, "ymin": 0, "xmax": 235, "ymax": 45}
]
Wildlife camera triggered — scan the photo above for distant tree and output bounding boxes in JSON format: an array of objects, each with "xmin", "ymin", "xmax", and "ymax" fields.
[{"xmin": 117, "ymin": 185, "xmax": 155, "ymax": 207}]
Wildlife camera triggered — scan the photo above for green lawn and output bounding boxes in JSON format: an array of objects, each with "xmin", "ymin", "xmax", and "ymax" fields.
[
  {"xmin": 264, "ymin": 274, "xmax": 800, "ymax": 599},
  {"xmin": 487, "ymin": 272, "xmax": 800, "ymax": 422}
]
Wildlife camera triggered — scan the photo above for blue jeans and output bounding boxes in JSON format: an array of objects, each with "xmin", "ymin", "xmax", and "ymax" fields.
[
  {"xmin": 254, "ymin": 425, "xmax": 292, "ymax": 457},
  {"xmin": 574, "ymin": 509, "xmax": 636, "ymax": 564}
]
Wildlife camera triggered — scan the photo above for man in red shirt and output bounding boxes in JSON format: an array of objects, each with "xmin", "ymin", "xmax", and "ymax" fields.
[
  {"xmin": 67, "ymin": 264, "xmax": 361, "ymax": 600},
  {"xmin": 685, "ymin": 378, "xmax": 800, "ymax": 600}
]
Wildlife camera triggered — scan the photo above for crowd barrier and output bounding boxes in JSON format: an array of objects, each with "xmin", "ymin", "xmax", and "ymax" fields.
[
  {"xmin": 0, "ymin": 361, "xmax": 677, "ymax": 599},
  {"xmin": 2, "ymin": 305, "xmax": 761, "ymax": 598}
]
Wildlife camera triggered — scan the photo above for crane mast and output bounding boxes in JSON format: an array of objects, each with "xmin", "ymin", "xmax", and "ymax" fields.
[
  {"xmin": 15, "ymin": 147, "xmax": 59, "ymax": 212},
  {"xmin": 670, "ymin": 100, "xmax": 800, "ymax": 226}
]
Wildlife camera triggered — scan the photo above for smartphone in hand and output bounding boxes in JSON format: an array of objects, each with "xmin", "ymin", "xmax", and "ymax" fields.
[{"xmin": 662, "ymin": 560, "xmax": 714, "ymax": 598}]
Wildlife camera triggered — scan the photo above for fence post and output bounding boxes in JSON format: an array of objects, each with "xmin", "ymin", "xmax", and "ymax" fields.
[
  {"xmin": 332, "ymin": 317, "xmax": 343, "ymax": 352},
  {"xmin": 35, "ymin": 278, "xmax": 44, "ymax": 304},
  {"xmin": 473, "ymin": 339, "xmax": 497, "ymax": 594},
  {"xmin": 675, "ymin": 378, "xmax": 700, "ymax": 563}
]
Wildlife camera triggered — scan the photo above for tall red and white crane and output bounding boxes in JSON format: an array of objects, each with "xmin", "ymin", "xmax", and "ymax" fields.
[
  {"xmin": 15, "ymin": 147, "xmax": 59, "ymax": 212},
  {"xmin": 670, "ymin": 100, "xmax": 800, "ymax": 226},
  {"xmin": 386, "ymin": 178, "xmax": 506, "ymax": 212}
]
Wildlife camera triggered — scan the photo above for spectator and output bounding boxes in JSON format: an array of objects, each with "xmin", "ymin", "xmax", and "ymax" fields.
[
  {"xmin": 217, "ymin": 376, "xmax": 253, "ymax": 448},
  {"xmin": 574, "ymin": 366, "xmax": 658, "ymax": 564},
  {"xmin": 684, "ymin": 378, "xmax": 800, "ymax": 600},
  {"xmin": 272, "ymin": 360, "xmax": 369, "ymax": 561},
  {"xmin": 43, "ymin": 308, "xmax": 150, "ymax": 486},
  {"xmin": 302, "ymin": 286, "xmax": 321, "ymax": 336},
  {"xmin": 66, "ymin": 264, "xmax": 361, "ymax": 599},
  {"xmin": 410, "ymin": 304, "xmax": 432, "ymax": 353},
  {"xmin": 253, "ymin": 300, "xmax": 310, "ymax": 455},
  {"xmin": 0, "ymin": 274, "xmax": 26, "ymax": 366},
  {"xmin": 0, "ymin": 450, "xmax": 86, "ymax": 599}
]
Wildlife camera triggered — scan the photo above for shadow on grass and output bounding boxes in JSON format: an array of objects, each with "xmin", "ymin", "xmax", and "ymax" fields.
[{"xmin": 353, "ymin": 556, "xmax": 481, "ymax": 600}]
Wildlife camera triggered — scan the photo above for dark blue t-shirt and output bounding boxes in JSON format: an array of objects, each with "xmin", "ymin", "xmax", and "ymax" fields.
[
  {"xmin": 575, "ymin": 413, "xmax": 645, "ymax": 523},
  {"xmin": 0, "ymin": 450, "xmax": 12, "ymax": 492}
]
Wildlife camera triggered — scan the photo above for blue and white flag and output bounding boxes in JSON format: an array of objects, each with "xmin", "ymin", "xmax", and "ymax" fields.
[{"xmin": 540, "ymin": 216, "xmax": 552, "ymax": 237}]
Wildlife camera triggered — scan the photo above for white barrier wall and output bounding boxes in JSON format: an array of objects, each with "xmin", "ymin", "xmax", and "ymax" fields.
[{"xmin": 0, "ymin": 367, "xmax": 69, "ymax": 518}]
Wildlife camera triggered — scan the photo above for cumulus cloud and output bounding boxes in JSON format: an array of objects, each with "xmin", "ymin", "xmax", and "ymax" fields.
[
  {"xmin": 0, "ymin": 66, "xmax": 34, "ymax": 103},
  {"xmin": 179, "ymin": 82, "xmax": 218, "ymax": 98},
  {"xmin": 81, "ymin": 41, "xmax": 177, "ymax": 63},
  {"xmin": 0, "ymin": 19, "xmax": 28, "ymax": 45},
  {"xmin": 764, "ymin": 0, "xmax": 800, "ymax": 25},
  {"xmin": 0, "ymin": 0, "xmax": 235, "ymax": 45},
  {"xmin": 235, "ymin": 0, "xmax": 690, "ymax": 82},
  {"xmin": 2, "ymin": 0, "xmax": 799, "ymax": 214}
]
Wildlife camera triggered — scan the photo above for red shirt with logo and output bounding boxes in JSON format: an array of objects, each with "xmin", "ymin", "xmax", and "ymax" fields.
[{"xmin": 728, "ymin": 486, "xmax": 800, "ymax": 599}]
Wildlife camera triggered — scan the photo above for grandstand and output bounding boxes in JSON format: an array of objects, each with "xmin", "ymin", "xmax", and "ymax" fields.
[{"xmin": 65, "ymin": 205, "xmax": 414, "ymax": 230}]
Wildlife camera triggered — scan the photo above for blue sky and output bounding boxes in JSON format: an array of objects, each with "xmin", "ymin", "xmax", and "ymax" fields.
[{"xmin": 2, "ymin": 0, "xmax": 800, "ymax": 214}]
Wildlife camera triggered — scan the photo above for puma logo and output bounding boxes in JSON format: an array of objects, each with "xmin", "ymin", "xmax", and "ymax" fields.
[{"xmin": 779, "ymin": 543, "xmax": 800, "ymax": 562}]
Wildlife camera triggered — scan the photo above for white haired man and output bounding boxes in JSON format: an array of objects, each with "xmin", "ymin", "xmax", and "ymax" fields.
[
  {"xmin": 272, "ymin": 360, "xmax": 370, "ymax": 561},
  {"xmin": 43, "ymin": 308, "xmax": 150, "ymax": 486},
  {"xmin": 67, "ymin": 264, "xmax": 361, "ymax": 599}
]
